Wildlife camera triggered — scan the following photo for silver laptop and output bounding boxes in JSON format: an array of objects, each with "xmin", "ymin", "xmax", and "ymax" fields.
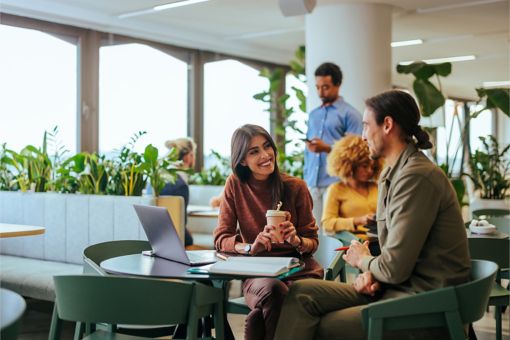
[{"xmin": 133, "ymin": 204, "xmax": 217, "ymax": 266}]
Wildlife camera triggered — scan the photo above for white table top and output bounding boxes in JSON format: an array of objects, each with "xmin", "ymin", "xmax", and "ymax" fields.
[{"xmin": 0, "ymin": 223, "xmax": 45, "ymax": 238}]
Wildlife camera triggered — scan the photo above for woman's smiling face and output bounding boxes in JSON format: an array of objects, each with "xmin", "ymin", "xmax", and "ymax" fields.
[{"xmin": 241, "ymin": 134, "xmax": 275, "ymax": 180}]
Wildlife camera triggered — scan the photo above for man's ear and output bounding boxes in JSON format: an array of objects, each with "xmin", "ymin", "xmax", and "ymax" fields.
[{"xmin": 382, "ymin": 116, "xmax": 394, "ymax": 135}]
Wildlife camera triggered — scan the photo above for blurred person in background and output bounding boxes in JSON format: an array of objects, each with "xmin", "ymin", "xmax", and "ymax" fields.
[{"xmin": 322, "ymin": 135, "xmax": 382, "ymax": 243}]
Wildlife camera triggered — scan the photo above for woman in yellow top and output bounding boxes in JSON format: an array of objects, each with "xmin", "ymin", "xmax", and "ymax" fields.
[{"xmin": 321, "ymin": 135, "xmax": 383, "ymax": 235}]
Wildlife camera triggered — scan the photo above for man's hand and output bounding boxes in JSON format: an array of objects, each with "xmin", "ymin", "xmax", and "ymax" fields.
[
  {"xmin": 342, "ymin": 240, "xmax": 371, "ymax": 269},
  {"xmin": 353, "ymin": 214, "xmax": 376, "ymax": 227},
  {"xmin": 353, "ymin": 271, "xmax": 381, "ymax": 296},
  {"xmin": 305, "ymin": 138, "xmax": 331, "ymax": 153}
]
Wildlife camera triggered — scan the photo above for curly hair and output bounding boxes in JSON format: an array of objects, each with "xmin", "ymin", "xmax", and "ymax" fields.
[{"xmin": 327, "ymin": 135, "xmax": 383, "ymax": 181}]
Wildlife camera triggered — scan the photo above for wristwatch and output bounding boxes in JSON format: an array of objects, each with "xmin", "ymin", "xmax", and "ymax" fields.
[{"xmin": 243, "ymin": 243, "xmax": 252, "ymax": 255}]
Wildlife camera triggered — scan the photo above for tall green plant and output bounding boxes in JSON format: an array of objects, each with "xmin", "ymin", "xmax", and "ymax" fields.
[
  {"xmin": 0, "ymin": 143, "xmax": 15, "ymax": 191},
  {"xmin": 190, "ymin": 150, "xmax": 230, "ymax": 186},
  {"xmin": 253, "ymin": 45, "xmax": 307, "ymax": 177},
  {"xmin": 466, "ymin": 135, "xmax": 510, "ymax": 200},
  {"xmin": 108, "ymin": 131, "xmax": 148, "ymax": 196},
  {"xmin": 62, "ymin": 152, "xmax": 111, "ymax": 194},
  {"xmin": 396, "ymin": 62, "xmax": 451, "ymax": 117},
  {"xmin": 141, "ymin": 144, "xmax": 180, "ymax": 197}
]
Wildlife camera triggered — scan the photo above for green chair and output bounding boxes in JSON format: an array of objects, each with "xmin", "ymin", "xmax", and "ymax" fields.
[
  {"xmin": 469, "ymin": 237, "xmax": 510, "ymax": 340},
  {"xmin": 49, "ymin": 275, "xmax": 224, "ymax": 340},
  {"xmin": 227, "ymin": 234, "xmax": 346, "ymax": 315},
  {"xmin": 83, "ymin": 240, "xmax": 152, "ymax": 275},
  {"xmin": 82, "ymin": 240, "xmax": 183, "ymax": 337},
  {"xmin": 0, "ymin": 288, "xmax": 26, "ymax": 340},
  {"xmin": 361, "ymin": 259, "xmax": 498, "ymax": 340}
]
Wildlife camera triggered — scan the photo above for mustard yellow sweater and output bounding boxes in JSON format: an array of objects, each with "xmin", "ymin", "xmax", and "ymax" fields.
[{"xmin": 321, "ymin": 182, "xmax": 378, "ymax": 234}]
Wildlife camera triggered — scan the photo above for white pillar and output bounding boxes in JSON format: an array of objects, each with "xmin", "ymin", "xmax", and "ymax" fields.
[{"xmin": 305, "ymin": 3, "xmax": 393, "ymax": 112}]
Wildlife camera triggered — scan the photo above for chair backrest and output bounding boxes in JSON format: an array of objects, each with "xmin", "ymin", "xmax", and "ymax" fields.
[
  {"xmin": 361, "ymin": 259, "xmax": 497, "ymax": 338},
  {"xmin": 315, "ymin": 234, "xmax": 346, "ymax": 281},
  {"xmin": 53, "ymin": 275, "xmax": 224, "ymax": 339},
  {"xmin": 83, "ymin": 240, "xmax": 151, "ymax": 275},
  {"xmin": 472, "ymin": 208, "xmax": 510, "ymax": 219},
  {"xmin": 455, "ymin": 259, "xmax": 499, "ymax": 323},
  {"xmin": 0, "ymin": 289, "xmax": 26, "ymax": 340},
  {"xmin": 156, "ymin": 195, "xmax": 186, "ymax": 243}
]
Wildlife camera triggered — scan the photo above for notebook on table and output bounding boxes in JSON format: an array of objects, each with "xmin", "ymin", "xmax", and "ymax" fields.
[
  {"xmin": 133, "ymin": 204, "xmax": 217, "ymax": 266},
  {"xmin": 188, "ymin": 256, "xmax": 301, "ymax": 277}
]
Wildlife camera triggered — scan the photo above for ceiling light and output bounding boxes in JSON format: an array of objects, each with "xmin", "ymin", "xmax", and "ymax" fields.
[
  {"xmin": 118, "ymin": 0, "xmax": 209, "ymax": 19},
  {"xmin": 391, "ymin": 39, "xmax": 423, "ymax": 47},
  {"xmin": 482, "ymin": 81, "xmax": 510, "ymax": 88},
  {"xmin": 416, "ymin": 0, "xmax": 504, "ymax": 14},
  {"xmin": 154, "ymin": 0, "xmax": 209, "ymax": 11},
  {"xmin": 398, "ymin": 55, "xmax": 476, "ymax": 65}
]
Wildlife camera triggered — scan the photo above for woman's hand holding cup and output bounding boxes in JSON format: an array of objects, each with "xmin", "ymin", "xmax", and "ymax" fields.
[
  {"xmin": 279, "ymin": 221, "xmax": 300, "ymax": 247},
  {"xmin": 266, "ymin": 209, "xmax": 289, "ymax": 243},
  {"xmin": 251, "ymin": 225, "xmax": 274, "ymax": 254}
]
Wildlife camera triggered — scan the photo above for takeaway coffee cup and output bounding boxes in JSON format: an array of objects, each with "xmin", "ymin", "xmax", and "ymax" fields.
[{"xmin": 266, "ymin": 210, "xmax": 287, "ymax": 243}]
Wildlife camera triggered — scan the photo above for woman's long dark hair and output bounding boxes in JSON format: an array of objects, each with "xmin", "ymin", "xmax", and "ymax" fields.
[
  {"xmin": 230, "ymin": 124, "xmax": 284, "ymax": 208},
  {"xmin": 365, "ymin": 90, "xmax": 433, "ymax": 149}
]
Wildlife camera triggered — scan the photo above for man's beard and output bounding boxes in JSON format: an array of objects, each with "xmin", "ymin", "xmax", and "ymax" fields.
[{"xmin": 321, "ymin": 96, "xmax": 336, "ymax": 104}]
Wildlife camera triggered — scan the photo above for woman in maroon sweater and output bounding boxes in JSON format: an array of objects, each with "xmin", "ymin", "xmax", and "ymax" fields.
[{"xmin": 213, "ymin": 124, "xmax": 323, "ymax": 340}]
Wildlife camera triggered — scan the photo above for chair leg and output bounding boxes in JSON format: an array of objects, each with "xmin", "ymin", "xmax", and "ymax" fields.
[
  {"xmin": 445, "ymin": 311, "xmax": 465, "ymax": 340},
  {"xmin": 74, "ymin": 322, "xmax": 85, "ymax": 340},
  {"xmin": 48, "ymin": 304, "xmax": 62, "ymax": 340},
  {"xmin": 495, "ymin": 306, "xmax": 502, "ymax": 340},
  {"xmin": 367, "ymin": 318, "xmax": 383, "ymax": 340},
  {"xmin": 468, "ymin": 323, "xmax": 477, "ymax": 340}
]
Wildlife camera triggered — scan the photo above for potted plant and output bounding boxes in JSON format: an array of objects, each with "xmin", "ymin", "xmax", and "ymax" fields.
[{"xmin": 465, "ymin": 135, "xmax": 510, "ymax": 210}]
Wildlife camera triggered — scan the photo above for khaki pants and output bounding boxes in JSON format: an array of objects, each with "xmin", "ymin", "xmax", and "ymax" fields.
[
  {"xmin": 274, "ymin": 279, "xmax": 370, "ymax": 340},
  {"xmin": 274, "ymin": 279, "xmax": 452, "ymax": 340}
]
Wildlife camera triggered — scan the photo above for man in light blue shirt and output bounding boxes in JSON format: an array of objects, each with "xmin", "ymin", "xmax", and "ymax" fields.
[{"xmin": 304, "ymin": 62, "xmax": 362, "ymax": 225}]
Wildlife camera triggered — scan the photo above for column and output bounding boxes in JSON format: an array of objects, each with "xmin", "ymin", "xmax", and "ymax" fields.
[{"xmin": 305, "ymin": 3, "xmax": 393, "ymax": 112}]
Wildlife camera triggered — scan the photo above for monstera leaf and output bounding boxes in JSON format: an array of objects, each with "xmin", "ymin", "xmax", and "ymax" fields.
[
  {"xmin": 397, "ymin": 62, "xmax": 452, "ymax": 116},
  {"xmin": 475, "ymin": 88, "xmax": 510, "ymax": 118}
]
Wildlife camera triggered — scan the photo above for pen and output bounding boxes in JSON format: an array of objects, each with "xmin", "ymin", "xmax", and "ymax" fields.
[
  {"xmin": 335, "ymin": 246, "xmax": 350, "ymax": 251},
  {"xmin": 216, "ymin": 253, "xmax": 229, "ymax": 261}
]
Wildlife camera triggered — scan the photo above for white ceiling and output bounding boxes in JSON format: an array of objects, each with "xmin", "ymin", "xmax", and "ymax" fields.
[{"xmin": 1, "ymin": 0, "xmax": 509, "ymax": 99}]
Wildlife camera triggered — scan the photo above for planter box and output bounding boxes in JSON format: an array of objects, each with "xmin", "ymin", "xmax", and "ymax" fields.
[
  {"xmin": 0, "ymin": 191, "xmax": 185, "ymax": 301},
  {"xmin": 189, "ymin": 185, "xmax": 223, "ymax": 206}
]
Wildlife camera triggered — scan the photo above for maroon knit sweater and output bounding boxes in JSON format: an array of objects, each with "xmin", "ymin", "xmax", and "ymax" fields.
[{"xmin": 213, "ymin": 173, "xmax": 323, "ymax": 279}]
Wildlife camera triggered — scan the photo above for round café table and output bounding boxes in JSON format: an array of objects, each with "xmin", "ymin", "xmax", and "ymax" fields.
[{"xmin": 0, "ymin": 223, "xmax": 45, "ymax": 238}]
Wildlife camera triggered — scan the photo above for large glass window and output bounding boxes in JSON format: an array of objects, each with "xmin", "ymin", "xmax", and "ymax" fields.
[
  {"xmin": 435, "ymin": 100, "xmax": 465, "ymax": 174},
  {"xmin": 0, "ymin": 24, "xmax": 77, "ymax": 152},
  {"xmin": 99, "ymin": 43, "xmax": 187, "ymax": 156},
  {"xmin": 468, "ymin": 105, "xmax": 493, "ymax": 151},
  {"xmin": 203, "ymin": 59, "xmax": 268, "ymax": 164}
]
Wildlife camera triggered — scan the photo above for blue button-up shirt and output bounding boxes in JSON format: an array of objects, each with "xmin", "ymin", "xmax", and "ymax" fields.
[{"xmin": 304, "ymin": 96, "xmax": 362, "ymax": 188}]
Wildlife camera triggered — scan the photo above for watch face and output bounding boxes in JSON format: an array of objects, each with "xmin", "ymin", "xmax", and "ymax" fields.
[{"xmin": 244, "ymin": 244, "xmax": 251, "ymax": 253}]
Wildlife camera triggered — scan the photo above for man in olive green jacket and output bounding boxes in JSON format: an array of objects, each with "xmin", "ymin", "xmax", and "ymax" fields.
[{"xmin": 274, "ymin": 90, "xmax": 471, "ymax": 340}]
